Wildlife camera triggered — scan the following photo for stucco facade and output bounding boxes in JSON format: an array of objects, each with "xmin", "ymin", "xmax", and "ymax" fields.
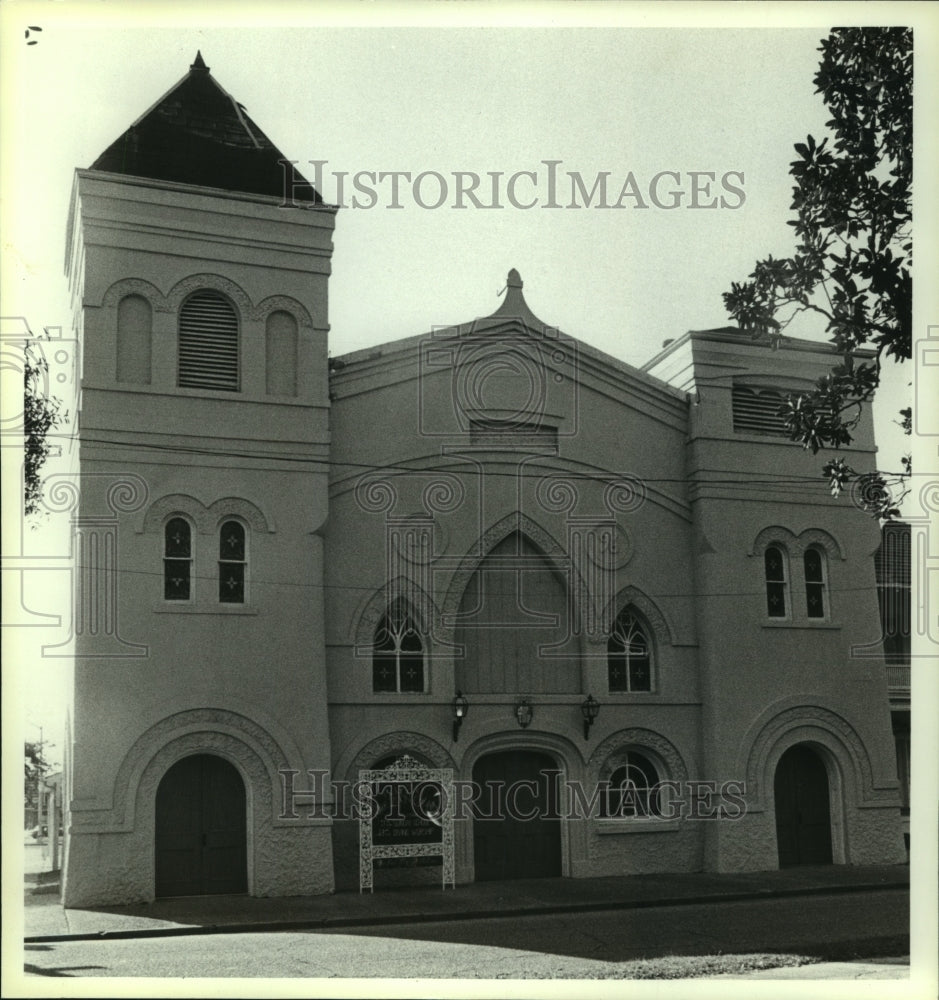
[{"xmin": 61, "ymin": 57, "xmax": 905, "ymax": 907}]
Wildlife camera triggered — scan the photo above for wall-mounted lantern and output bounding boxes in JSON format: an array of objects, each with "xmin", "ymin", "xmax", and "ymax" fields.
[
  {"xmin": 452, "ymin": 691, "xmax": 468, "ymax": 742},
  {"xmin": 515, "ymin": 698, "xmax": 533, "ymax": 729},
  {"xmin": 581, "ymin": 694, "xmax": 600, "ymax": 739}
]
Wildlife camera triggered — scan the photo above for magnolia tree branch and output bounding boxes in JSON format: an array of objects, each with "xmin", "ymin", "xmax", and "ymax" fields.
[{"xmin": 723, "ymin": 27, "xmax": 912, "ymax": 520}]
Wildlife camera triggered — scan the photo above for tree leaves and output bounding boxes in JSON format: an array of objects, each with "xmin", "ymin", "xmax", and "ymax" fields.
[
  {"xmin": 24, "ymin": 337, "xmax": 66, "ymax": 518},
  {"xmin": 724, "ymin": 28, "xmax": 912, "ymax": 519}
]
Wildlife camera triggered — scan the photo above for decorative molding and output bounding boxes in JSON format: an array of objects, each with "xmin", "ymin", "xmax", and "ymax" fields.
[
  {"xmin": 165, "ymin": 273, "xmax": 254, "ymax": 320},
  {"xmin": 85, "ymin": 708, "xmax": 290, "ymax": 831},
  {"xmin": 439, "ymin": 511, "xmax": 581, "ymax": 640},
  {"xmin": 741, "ymin": 702, "xmax": 892, "ymax": 808},
  {"xmin": 797, "ymin": 528, "xmax": 846, "ymax": 560},
  {"xmin": 749, "ymin": 525, "xmax": 845, "ymax": 560},
  {"xmin": 597, "ymin": 585, "xmax": 674, "ymax": 647},
  {"xmin": 351, "ymin": 577, "xmax": 439, "ymax": 648},
  {"xmin": 462, "ymin": 730, "xmax": 586, "ymax": 775},
  {"xmin": 252, "ymin": 295, "xmax": 314, "ymax": 329},
  {"xmin": 141, "ymin": 494, "xmax": 205, "ymax": 533},
  {"xmin": 589, "ymin": 727, "xmax": 689, "ymax": 785},
  {"xmin": 100, "ymin": 278, "xmax": 171, "ymax": 313},
  {"xmin": 141, "ymin": 494, "xmax": 273, "ymax": 534},
  {"xmin": 207, "ymin": 497, "xmax": 273, "ymax": 533},
  {"xmin": 345, "ymin": 732, "xmax": 455, "ymax": 785}
]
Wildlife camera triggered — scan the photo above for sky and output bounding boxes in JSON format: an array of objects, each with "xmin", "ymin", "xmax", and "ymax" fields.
[{"xmin": 2, "ymin": 3, "xmax": 935, "ymax": 756}]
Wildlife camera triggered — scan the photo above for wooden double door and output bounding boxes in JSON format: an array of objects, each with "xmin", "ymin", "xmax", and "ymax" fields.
[
  {"xmin": 155, "ymin": 754, "xmax": 248, "ymax": 897},
  {"xmin": 774, "ymin": 744, "xmax": 833, "ymax": 867},
  {"xmin": 472, "ymin": 750, "xmax": 562, "ymax": 881}
]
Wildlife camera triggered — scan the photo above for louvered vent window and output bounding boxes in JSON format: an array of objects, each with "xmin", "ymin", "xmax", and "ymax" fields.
[
  {"xmin": 178, "ymin": 291, "xmax": 240, "ymax": 391},
  {"xmin": 469, "ymin": 418, "xmax": 558, "ymax": 448},
  {"xmin": 732, "ymin": 385, "xmax": 789, "ymax": 435}
]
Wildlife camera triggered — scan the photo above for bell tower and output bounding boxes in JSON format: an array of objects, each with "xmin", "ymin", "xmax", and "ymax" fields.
[{"xmin": 63, "ymin": 53, "xmax": 337, "ymax": 905}]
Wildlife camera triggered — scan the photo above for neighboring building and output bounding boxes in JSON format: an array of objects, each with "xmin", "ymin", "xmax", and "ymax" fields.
[
  {"xmin": 875, "ymin": 521, "xmax": 911, "ymax": 851},
  {"xmin": 61, "ymin": 55, "xmax": 906, "ymax": 906}
]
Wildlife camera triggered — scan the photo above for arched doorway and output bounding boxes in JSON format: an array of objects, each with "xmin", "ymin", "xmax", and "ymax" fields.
[
  {"xmin": 774, "ymin": 744, "xmax": 833, "ymax": 867},
  {"xmin": 472, "ymin": 749, "xmax": 562, "ymax": 880},
  {"xmin": 155, "ymin": 753, "xmax": 248, "ymax": 897}
]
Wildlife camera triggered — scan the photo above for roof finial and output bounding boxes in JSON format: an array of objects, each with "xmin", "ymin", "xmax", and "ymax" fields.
[
  {"xmin": 506, "ymin": 268, "xmax": 523, "ymax": 289},
  {"xmin": 191, "ymin": 50, "xmax": 209, "ymax": 73}
]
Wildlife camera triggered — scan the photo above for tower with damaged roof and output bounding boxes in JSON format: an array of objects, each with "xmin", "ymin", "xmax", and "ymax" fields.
[{"xmin": 63, "ymin": 53, "xmax": 336, "ymax": 904}]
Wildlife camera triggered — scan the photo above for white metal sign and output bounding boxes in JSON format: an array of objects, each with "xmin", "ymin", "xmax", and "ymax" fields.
[{"xmin": 359, "ymin": 755, "xmax": 455, "ymax": 892}]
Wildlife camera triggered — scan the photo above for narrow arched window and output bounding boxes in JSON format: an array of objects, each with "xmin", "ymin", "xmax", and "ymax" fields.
[
  {"xmin": 265, "ymin": 310, "xmax": 298, "ymax": 397},
  {"xmin": 605, "ymin": 753, "xmax": 661, "ymax": 818},
  {"xmin": 373, "ymin": 601, "xmax": 424, "ymax": 693},
  {"xmin": 218, "ymin": 520, "xmax": 246, "ymax": 604},
  {"xmin": 178, "ymin": 291, "xmax": 239, "ymax": 391},
  {"xmin": 764, "ymin": 545, "xmax": 789, "ymax": 618},
  {"xmin": 116, "ymin": 294, "xmax": 152, "ymax": 384},
  {"xmin": 164, "ymin": 517, "xmax": 192, "ymax": 601},
  {"xmin": 607, "ymin": 610, "xmax": 652, "ymax": 692},
  {"xmin": 804, "ymin": 547, "xmax": 828, "ymax": 619}
]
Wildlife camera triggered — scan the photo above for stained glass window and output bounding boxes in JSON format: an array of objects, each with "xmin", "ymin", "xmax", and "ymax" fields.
[
  {"xmin": 804, "ymin": 547, "xmax": 827, "ymax": 619},
  {"xmin": 608, "ymin": 610, "xmax": 652, "ymax": 692},
  {"xmin": 219, "ymin": 520, "xmax": 246, "ymax": 604},
  {"xmin": 764, "ymin": 545, "xmax": 788, "ymax": 618},
  {"xmin": 605, "ymin": 754, "xmax": 660, "ymax": 818},
  {"xmin": 373, "ymin": 601, "xmax": 424, "ymax": 693},
  {"xmin": 164, "ymin": 517, "xmax": 192, "ymax": 601}
]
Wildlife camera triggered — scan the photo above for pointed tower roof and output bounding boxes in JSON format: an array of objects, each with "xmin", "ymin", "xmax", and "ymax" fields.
[
  {"xmin": 89, "ymin": 52, "xmax": 321, "ymax": 202},
  {"xmin": 466, "ymin": 268, "xmax": 553, "ymax": 336}
]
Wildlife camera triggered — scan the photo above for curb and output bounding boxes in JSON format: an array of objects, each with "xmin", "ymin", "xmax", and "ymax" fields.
[{"xmin": 24, "ymin": 878, "xmax": 908, "ymax": 944}]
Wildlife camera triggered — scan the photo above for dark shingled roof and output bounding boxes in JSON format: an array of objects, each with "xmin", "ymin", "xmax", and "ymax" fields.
[{"xmin": 90, "ymin": 52, "xmax": 320, "ymax": 203}]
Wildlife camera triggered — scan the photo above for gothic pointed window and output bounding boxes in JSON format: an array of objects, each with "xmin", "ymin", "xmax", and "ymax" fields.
[
  {"xmin": 178, "ymin": 290, "xmax": 239, "ymax": 391},
  {"xmin": 764, "ymin": 545, "xmax": 789, "ymax": 618},
  {"xmin": 373, "ymin": 601, "xmax": 424, "ymax": 693},
  {"xmin": 604, "ymin": 754, "xmax": 661, "ymax": 818},
  {"xmin": 804, "ymin": 547, "xmax": 828, "ymax": 619},
  {"xmin": 164, "ymin": 517, "xmax": 192, "ymax": 601},
  {"xmin": 607, "ymin": 609, "xmax": 652, "ymax": 692},
  {"xmin": 218, "ymin": 520, "xmax": 246, "ymax": 604}
]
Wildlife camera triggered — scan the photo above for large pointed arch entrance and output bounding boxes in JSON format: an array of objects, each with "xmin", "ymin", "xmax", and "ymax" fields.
[
  {"xmin": 155, "ymin": 753, "xmax": 248, "ymax": 897},
  {"xmin": 472, "ymin": 749, "xmax": 562, "ymax": 880},
  {"xmin": 774, "ymin": 744, "xmax": 833, "ymax": 867}
]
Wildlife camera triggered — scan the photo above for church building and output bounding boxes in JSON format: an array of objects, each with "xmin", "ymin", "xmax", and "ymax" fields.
[{"xmin": 61, "ymin": 55, "xmax": 906, "ymax": 906}]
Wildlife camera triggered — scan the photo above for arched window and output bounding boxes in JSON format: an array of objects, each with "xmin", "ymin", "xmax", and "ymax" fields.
[
  {"xmin": 265, "ymin": 310, "xmax": 298, "ymax": 397},
  {"xmin": 178, "ymin": 291, "xmax": 239, "ymax": 391},
  {"xmin": 764, "ymin": 545, "xmax": 789, "ymax": 618},
  {"xmin": 164, "ymin": 517, "xmax": 192, "ymax": 601},
  {"xmin": 804, "ymin": 547, "xmax": 828, "ymax": 619},
  {"xmin": 607, "ymin": 609, "xmax": 652, "ymax": 692},
  {"xmin": 604, "ymin": 753, "xmax": 661, "ymax": 818},
  {"xmin": 116, "ymin": 294, "xmax": 152, "ymax": 384},
  {"xmin": 218, "ymin": 520, "xmax": 246, "ymax": 604},
  {"xmin": 373, "ymin": 601, "xmax": 424, "ymax": 693}
]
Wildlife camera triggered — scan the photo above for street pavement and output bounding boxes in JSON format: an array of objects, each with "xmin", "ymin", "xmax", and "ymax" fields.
[
  {"xmin": 23, "ymin": 893, "xmax": 910, "ymax": 980},
  {"xmin": 23, "ymin": 846, "xmax": 909, "ymax": 942},
  {"xmin": 19, "ymin": 845, "xmax": 913, "ymax": 981}
]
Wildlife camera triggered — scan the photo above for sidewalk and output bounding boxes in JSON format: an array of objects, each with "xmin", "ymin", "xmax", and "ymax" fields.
[{"xmin": 25, "ymin": 857, "xmax": 909, "ymax": 946}]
